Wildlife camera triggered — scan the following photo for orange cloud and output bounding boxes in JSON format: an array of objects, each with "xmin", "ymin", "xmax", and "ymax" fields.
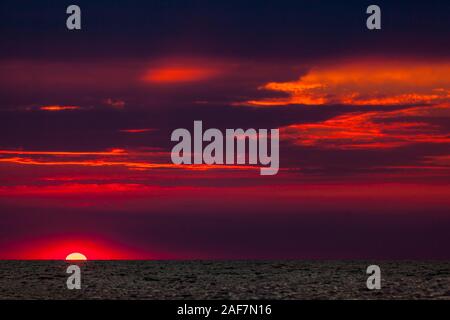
[
  {"xmin": 282, "ymin": 104, "xmax": 450, "ymax": 149},
  {"xmin": 40, "ymin": 105, "xmax": 80, "ymax": 111},
  {"xmin": 244, "ymin": 60, "xmax": 450, "ymax": 106}
]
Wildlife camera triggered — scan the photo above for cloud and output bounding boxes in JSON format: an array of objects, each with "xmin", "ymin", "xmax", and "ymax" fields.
[
  {"xmin": 243, "ymin": 60, "xmax": 450, "ymax": 107},
  {"xmin": 119, "ymin": 128, "xmax": 156, "ymax": 133},
  {"xmin": 0, "ymin": 148, "xmax": 256, "ymax": 172},
  {"xmin": 423, "ymin": 155, "xmax": 450, "ymax": 167},
  {"xmin": 0, "ymin": 148, "xmax": 126, "ymax": 156},
  {"xmin": 40, "ymin": 105, "xmax": 81, "ymax": 111},
  {"xmin": 141, "ymin": 58, "xmax": 226, "ymax": 84},
  {"xmin": 104, "ymin": 98, "xmax": 126, "ymax": 108},
  {"xmin": 281, "ymin": 104, "xmax": 450, "ymax": 149},
  {"xmin": 143, "ymin": 67, "xmax": 219, "ymax": 83}
]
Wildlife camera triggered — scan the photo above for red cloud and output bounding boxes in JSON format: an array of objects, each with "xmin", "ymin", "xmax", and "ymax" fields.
[
  {"xmin": 281, "ymin": 104, "xmax": 450, "ymax": 149},
  {"xmin": 142, "ymin": 58, "xmax": 226, "ymax": 84},
  {"xmin": 119, "ymin": 128, "xmax": 155, "ymax": 133},
  {"xmin": 0, "ymin": 148, "xmax": 256, "ymax": 171}
]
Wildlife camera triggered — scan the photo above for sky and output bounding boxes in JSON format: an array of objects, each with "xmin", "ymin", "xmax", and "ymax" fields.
[{"xmin": 0, "ymin": 0, "xmax": 449, "ymax": 260}]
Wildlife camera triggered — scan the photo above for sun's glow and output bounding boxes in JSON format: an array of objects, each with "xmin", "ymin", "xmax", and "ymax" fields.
[{"xmin": 65, "ymin": 252, "xmax": 87, "ymax": 261}]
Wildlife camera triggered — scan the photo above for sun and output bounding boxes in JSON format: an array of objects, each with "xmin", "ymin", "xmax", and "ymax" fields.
[{"xmin": 65, "ymin": 252, "xmax": 87, "ymax": 261}]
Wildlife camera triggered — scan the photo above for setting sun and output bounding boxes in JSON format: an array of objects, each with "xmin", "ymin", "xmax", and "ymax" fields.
[{"xmin": 65, "ymin": 252, "xmax": 87, "ymax": 261}]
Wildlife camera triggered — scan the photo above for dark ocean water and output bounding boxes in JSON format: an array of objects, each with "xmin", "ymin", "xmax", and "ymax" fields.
[{"xmin": 0, "ymin": 261, "xmax": 448, "ymax": 299}]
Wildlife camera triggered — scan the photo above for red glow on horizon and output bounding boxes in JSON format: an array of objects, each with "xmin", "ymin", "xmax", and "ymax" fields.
[{"xmin": 4, "ymin": 238, "xmax": 152, "ymax": 260}]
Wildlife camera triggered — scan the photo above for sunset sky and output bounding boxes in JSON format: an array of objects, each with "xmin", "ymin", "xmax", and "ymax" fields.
[{"xmin": 0, "ymin": 0, "xmax": 449, "ymax": 260}]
